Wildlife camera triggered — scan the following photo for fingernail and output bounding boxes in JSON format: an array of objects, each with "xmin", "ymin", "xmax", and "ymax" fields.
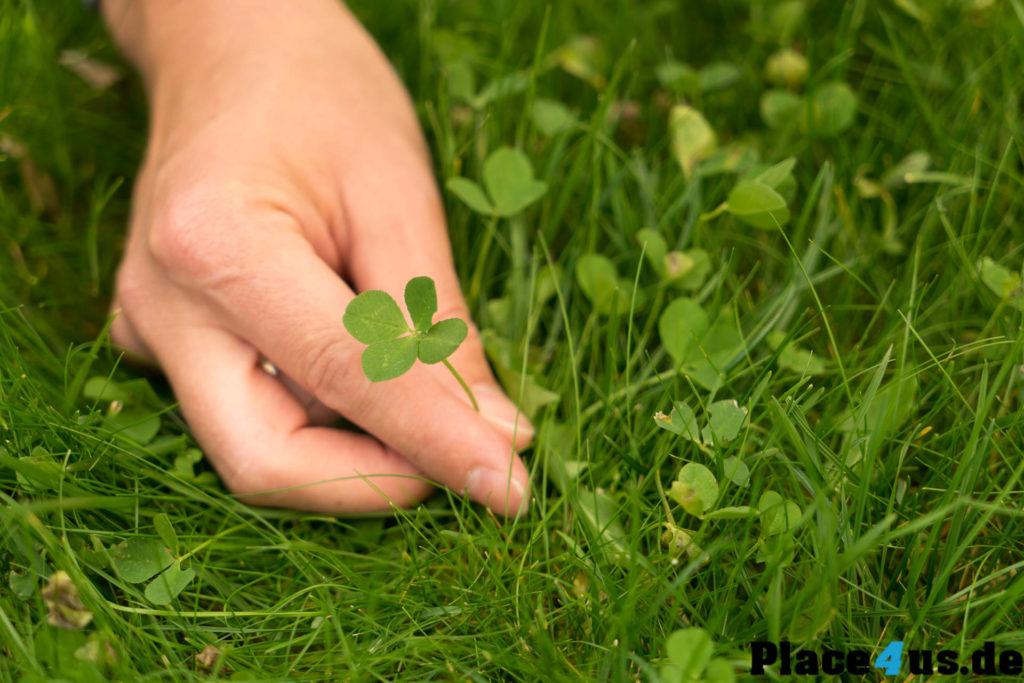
[
  {"xmin": 473, "ymin": 384, "xmax": 535, "ymax": 443},
  {"xmin": 465, "ymin": 467, "xmax": 528, "ymax": 516}
]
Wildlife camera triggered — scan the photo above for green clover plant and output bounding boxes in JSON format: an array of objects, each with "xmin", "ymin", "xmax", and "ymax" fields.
[
  {"xmin": 343, "ymin": 276, "xmax": 477, "ymax": 411},
  {"xmin": 659, "ymin": 627, "xmax": 736, "ymax": 683}
]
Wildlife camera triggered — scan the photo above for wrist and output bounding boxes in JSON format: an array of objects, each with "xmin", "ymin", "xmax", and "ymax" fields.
[{"xmin": 102, "ymin": 0, "xmax": 351, "ymax": 92}]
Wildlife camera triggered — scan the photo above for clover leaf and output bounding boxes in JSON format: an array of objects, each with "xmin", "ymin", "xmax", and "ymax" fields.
[
  {"xmin": 758, "ymin": 490, "xmax": 802, "ymax": 537},
  {"xmin": 144, "ymin": 561, "xmax": 196, "ymax": 605},
  {"xmin": 727, "ymin": 180, "xmax": 790, "ymax": 229},
  {"xmin": 110, "ymin": 537, "xmax": 196, "ymax": 604},
  {"xmin": 575, "ymin": 253, "xmax": 634, "ymax": 315},
  {"xmin": 446, "ymin": 147, "xmax": 547, "ymax": 217},
  {"xmin": 654, "ymin": 401, "xmax": 700, "ymax": 441},
  {"xmin": 110, "ymin": 538, "xmax": 175, "ymax": 584},
  {"xmin": 669, "ymin": 463, "xmax": 719, "ymax": 516},
  {"xmin": 670, "ymin": 104, "xmax": 717, "ymax": 179},
  {"xmin": 660, "ymin": 627, "xmax": 735, "ymax": 683},
  {"xmin": 701, "ymin": 399, "xmax": 748, "ymax": 445},
  {"xmin": 343, "ymin": 276, "xmax": 476, "ymax": 409}
]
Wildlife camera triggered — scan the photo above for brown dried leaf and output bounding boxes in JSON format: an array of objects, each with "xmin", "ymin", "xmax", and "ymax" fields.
[
  {"xmin": 196, "ymin": 644, "xmax": 230, "ymax": 674},
  {"xmin": 59, "ymin": 50, "xmax": 122, "ymax": 90},
  {"xmin": 0, "ymin": 134, "xmax": 58, "ymax": 214},
  {"xmin": 41, "ymin": 570, "xmax": 93, "ymax": 629}
]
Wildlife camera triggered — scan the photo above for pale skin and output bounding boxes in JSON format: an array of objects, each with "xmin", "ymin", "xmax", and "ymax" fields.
[{"xmin": 102, "ymin": 0, "xmax": 533, "ymax": 515}]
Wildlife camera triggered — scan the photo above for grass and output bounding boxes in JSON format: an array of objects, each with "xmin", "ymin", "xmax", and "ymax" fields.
[{"xmin": 3, "ymin": 0, "xmax": 1024, "ymax": 680}]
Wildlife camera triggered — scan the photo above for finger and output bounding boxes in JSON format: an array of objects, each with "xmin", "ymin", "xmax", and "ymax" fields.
[
  {"xmin": 151, "ymin": 209, "xmax": 530, "ymax": 515},
  {"xmin": 114, "ymin": 295, "xmax": 338, "ymax": 426},
  {"xmin": 109, "ymin": 303, "xmax": 159, "ymax": 367},
  {"xmin": 272, "ymin": 368, "xmax": 339, "ymax": 427},
  {"xmin": 149, "ymin": 320, "xmax": 433, "ymax": 513},
  {"xmin": 341, "ymin": 163, "xmax": 534, "ymax": 449}
]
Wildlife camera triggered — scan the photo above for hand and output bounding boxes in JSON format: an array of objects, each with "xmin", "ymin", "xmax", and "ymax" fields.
[{"xmin": 103, "ymin": 0, "xmax": 533, "ymax": 515}]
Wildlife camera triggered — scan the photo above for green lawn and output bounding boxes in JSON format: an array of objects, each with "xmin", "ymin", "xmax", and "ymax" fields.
[{"xmin": 4, "ymin": 0, "xmax": 1024, "ymax": 680}]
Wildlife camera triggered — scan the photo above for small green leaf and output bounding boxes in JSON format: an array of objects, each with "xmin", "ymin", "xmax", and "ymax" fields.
[
  {"xmin": 83, "ymin": 377, "xmax": 130, "ymax": 402},
  {"xmin": 344, "ymin": 290, "xmax": 409, "ymax": 343},
  {"xmin": 636, "ymin": 228, "xmax": 668, "ymax": 274},
  {"xmin": 698, "ymin": 62, "xmax": 741, "ymax": 92},
  {"xmin": 670, "ymin": 105, "xmax": 717, "ymax": 179},
  {"xmin": 576, "ymin": 254, "xmax": 630, "ymax": 315},
  {"xmin": 702, "ymin": 505, "xmax": 755, "ymax": 520},
  {"xmin": 404, "ymin": 276, "xmax": 438, "ymax": 332},
  {"xmin": 727, "ymin": 180, "xmax": 790, "ymax": 229},
  {"xmin": 665, "ymin": 628, "xmax": 714, "ymax": 679},
  {"xmin": 418, "ymin": 318, "xmax": 468, "ymax": 364},
  {"xmin": 470, "ymin": 72, "xmax": 530, "ymax": 109},
  {"xmin": 659, "ymin": 298, "xmax": 710, "ymax": 366},
  {"xmin": 532, "ymin": 98, "xmax": 577, "ymax": 136},
  {"xmin": 105, "ymin": 409, "xmax": 161, "ymax": 445},
  {"xmin": 705, "ymin": 657, "xmax": 736, "ymax": 683},
  {"xmin": 446, "ymin": 177, "xmax": 495, "ymax": 215},
  {"xmin": 444, "ymin": 59, "xmax": 476, "ymax": 102},
  {"xmin": 661, "ymin": 522, "xmax": 706, "ymax": 562},
  {"xmin": 675, "ymin": 249, "xmax": 711, "ymax": 290},
  {"xmin": 654, "ymin": 401, "xmax": 699, "ymax": 441},
  {"xmin": 808, "ymin": 81, "xmax": 857, "ymax": 136},
  {"xmin": 152, "ymin": 514, "xmax": 178, "ymax": 557},
  {"xmin": 110, "ymin": 539, "xmax": 174, "ymax": 583},
  {"xmin": 979, "ymin": 257, "xmax": 1024, "ymax": 310},
  {"xmin": 662, "ymin": 251, "xmax": 693, "ymax": 279},
  {"xmin": 760, "ymin": 89, "xmax": 802, "ymax": 129},
  {"xmin": 144, "ymin": 562, "xmax": 195, "ymax": 605},
  {"xmin": 361, "ymin": 336, "xmax": 418, "ymax": 381},
  {"xmin": 756, "ymin": 532, "xmax": 796, "ymax": 565},
  {"xmin": 696, "ymin": 144, "xmax": 759, "ymax": 177},
  {"xmin": 8, "ymin": 570, "xmax": 35, "ymax": 599},
  {"xmin": 682, "ymin": 313, "xmax": 746, "ymax": 391},
  {"xmin": 759, "ymin": 491, "xmax": 802, "ymax": 537},
  {"xmin": 882, "ymin": 150, "xmax": 931, "ymax": 188},
  {"xmin": 770, "ymin": 331, "xmax": 823, "ymax": 374},
  {"xmin": 575, "ymin": 487, "xmax": 627, "ymax": 558},
  {"xmin": 702, "ymin": 399, "xmax": 748, "ymax": 445},
  {"xmin": 535, "ymin": 264, "xmax": 563, "ymax": 306},
  {"xmin": 669, "ymin": 463, "xmax": 719, "ymax": 516},
  {"xmin": 655, "ymin": 60, "xmax": 699, "ymax": 94},
  {"xmin": 765, "ymin": 48, "xmax": 808, "ymax": 88},
  {"xmin": 172, "ymin": 448, "xmax": 203, "ymax": 480},
  {"xmin": 553, "ymin": 35, "xmax": 607, "ymax": 88},
  {"xmin": 483, "ymin": 147, "xmax": 548, "ymax": 216},
  {"xmin": 753, "ymin": 157, "xmax": 796, "ymax": 190},
  {"xmin": 722, "ymin": 456, "xmax": 750, "ymax": 486},
  {"xmin": 777, "ymin": 340, "xmax": 826, "ymax": 375}
]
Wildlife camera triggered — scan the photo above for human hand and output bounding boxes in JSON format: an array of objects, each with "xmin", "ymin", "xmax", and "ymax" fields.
[{"xmin": 102, "ymin": 0, "xmax": 533, "ymax": 515}]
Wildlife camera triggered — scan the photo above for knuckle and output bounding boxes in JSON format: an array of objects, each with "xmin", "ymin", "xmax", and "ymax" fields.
[
  {"xmin": 300, "ymin": 334, "xmax": 366, "ymax": 410},
  {"xmin": 146, "ymin": 187, "xmax": 251, "ymax": 289},
  {"xmin": 436, "ymin": 300, "xmax": 474, "ymax": 325}
]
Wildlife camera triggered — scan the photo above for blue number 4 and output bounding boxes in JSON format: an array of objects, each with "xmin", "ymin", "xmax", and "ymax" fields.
[{"xmin": 874, "ymin": 641, "xmax": 904, "ymax": 675}]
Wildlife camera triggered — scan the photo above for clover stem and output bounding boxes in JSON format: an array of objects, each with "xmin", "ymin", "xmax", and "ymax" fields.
[{"xmin": 442, "ymin": 359, "xmax": 479, "ymax": 412}]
